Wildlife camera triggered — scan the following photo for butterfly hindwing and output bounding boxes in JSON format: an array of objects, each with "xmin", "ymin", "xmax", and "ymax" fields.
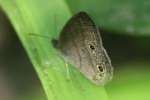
[{"xmin": 52, "ymin": 12, "xmax": 113, "ymax": 85}]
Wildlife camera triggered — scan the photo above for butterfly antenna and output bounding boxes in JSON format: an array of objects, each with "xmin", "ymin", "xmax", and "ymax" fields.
[{"xmin": 28, "ymin": 33, "xmax": 50, "ymax": 39}]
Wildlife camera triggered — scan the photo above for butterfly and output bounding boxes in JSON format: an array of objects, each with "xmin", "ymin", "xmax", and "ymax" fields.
[{"xmin": 52, "ymin": 12, "xmax": 113, "ymax": 85}]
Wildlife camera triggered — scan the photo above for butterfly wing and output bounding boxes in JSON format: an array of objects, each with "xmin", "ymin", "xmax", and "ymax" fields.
[{"xmin": 53, "ymin": 12, "xmax": 113, "ymax": 85}]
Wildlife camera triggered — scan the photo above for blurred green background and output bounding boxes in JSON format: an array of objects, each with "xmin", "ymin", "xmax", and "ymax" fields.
[
  {"xmin": 0, "ymin": 0, "xmax": 150, "ymax": 100},
  {"xmin": 0, "ymin": 8, "xmax": 46, "ymax": 100}
]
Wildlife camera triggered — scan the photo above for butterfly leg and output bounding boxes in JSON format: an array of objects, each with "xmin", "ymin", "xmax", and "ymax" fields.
[{"xmin": 65, "ymin": 63, "xmax": 71, "ymax": 81}]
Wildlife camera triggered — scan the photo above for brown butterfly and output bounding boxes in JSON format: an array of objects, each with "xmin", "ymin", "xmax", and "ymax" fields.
[{"xmin": 52, "ymin": 12, "xmax": 113, "ymax": 85}]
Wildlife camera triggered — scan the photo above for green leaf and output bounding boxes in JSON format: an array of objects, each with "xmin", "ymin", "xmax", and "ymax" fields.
[
  {"xmin": 0, "ymin": 0, "xmax": 108, "ymax": 100},
  {"xmin": 106, "ymin": 62, "xmax": 150, "ymax": 100},
  {"xmin": 1, "ymin": 0, "xmax": 150, "ymax": 100}
]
